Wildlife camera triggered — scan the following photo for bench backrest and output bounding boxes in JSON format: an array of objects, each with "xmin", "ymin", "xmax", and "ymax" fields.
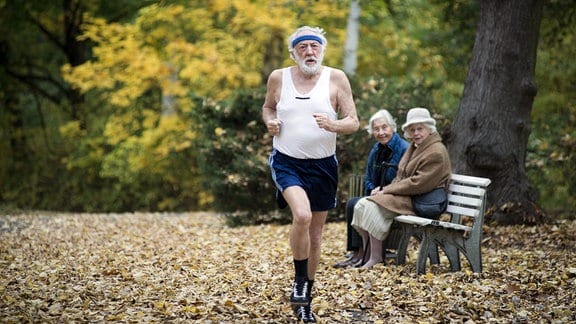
[
  {"xmin": 348, "ymin": 174, "xmax": 365, "ymax": 198},
  {"xmin": 446, "ymin": 174, "xmax": 491, "ymax": 233}
]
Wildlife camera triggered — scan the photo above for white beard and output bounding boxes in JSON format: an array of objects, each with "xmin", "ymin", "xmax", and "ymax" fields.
[{"xmin": 295, "ymin": 53, "xmax": 324, "ymax": 76}]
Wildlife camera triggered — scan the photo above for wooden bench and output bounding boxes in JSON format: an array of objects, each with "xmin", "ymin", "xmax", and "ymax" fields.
[
  {"xmin": 395, "ymin": 174, "xmax": 491, "ymax": 274},
  {"xmin": 347, "ymin": 173, "xmax": 491, "ymax": 274},
  {"xmin": 348, "ymin": 175, "xmax": 441, "ymax": 265}
]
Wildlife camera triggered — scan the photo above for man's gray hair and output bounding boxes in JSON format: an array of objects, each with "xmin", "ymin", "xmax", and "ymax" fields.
[{"xmin": 287, "ymin": 26, "xmax": 328, "ymax": 53}]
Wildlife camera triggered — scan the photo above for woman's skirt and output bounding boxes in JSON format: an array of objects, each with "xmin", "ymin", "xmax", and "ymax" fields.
[{"xmin": 351, "ymin": 198, "xmax": 397, "ymax": 241}]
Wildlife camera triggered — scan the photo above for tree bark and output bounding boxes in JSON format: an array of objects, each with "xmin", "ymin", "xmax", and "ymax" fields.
[
  {"xmin": 5, "ymin": 91, "xmax": 29, "ymax": 165},
  {"xmin": 446, "ymin": 0, "xmax": 549, "ymax": 225},
  {"xmin": 261, "ymin": 30, "xmax": 284, "ymax": 85}
]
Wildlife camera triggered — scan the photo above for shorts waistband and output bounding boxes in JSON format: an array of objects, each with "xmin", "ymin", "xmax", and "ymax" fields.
[{"xmin": 274, "ymin": 149, "xmax": 335, "ymax": 163}]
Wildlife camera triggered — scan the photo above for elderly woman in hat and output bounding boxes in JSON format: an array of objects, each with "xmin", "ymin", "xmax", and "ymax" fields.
[{"xmin": 351, "ymin": 107, "xmax": 451, "ymax": 269}]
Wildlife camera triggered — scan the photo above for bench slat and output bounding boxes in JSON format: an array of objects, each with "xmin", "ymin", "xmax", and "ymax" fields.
[
  {"xmin": 450, "ymin": 174, "xmax": 492, "ymax": 187},
  {"xmin": 448, "ymin": 194, "xmax": 483, "ymax": 208},
  {"xmin": 449, "ymin": 183, "xmax": 486, "ymax": 197},
  {"xmin": 446, "ymin": 204, "xmax": 480, "ymax": 217}
]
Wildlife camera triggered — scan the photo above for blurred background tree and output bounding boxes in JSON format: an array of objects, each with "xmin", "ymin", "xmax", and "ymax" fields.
[
  {"xmin": 0, "ymin": 0, "xmax": 573, "ymax": 225},
  {"xmin": 527, "ymin": 0, "xmax": 576, "ymax": 218},
  {"xmin": 0, "ymin": 0, "xmax": 154, "ymax": 211}
]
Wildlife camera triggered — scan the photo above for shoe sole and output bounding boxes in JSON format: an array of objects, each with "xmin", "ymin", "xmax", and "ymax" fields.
[
  {"xmin": 290, "ymin": 281, "xmax": 309, "ymax": 306},
  {"xmin": 332, "ymin": 259, "xmax": 359, "ymax": 268},
  {"xmin": 290, "ymin": 299, "xmax": 310, "ymax": 306}
]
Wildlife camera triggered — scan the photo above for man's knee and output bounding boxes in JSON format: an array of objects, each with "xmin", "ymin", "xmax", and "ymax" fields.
[{"xmin": 292, "ymin": 210, "xmax": 313, "ymax": 226}]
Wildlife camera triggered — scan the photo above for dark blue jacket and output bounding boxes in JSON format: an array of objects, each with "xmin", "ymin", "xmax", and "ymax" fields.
[{"xmin": 363, "ymin": 132, "xmax": 409, "ymax": 195}]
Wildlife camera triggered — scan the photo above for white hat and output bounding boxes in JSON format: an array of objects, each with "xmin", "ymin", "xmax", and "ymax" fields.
[{"xmin": 401, "ymin": 107, "xmax": 436, "ymax": 131}]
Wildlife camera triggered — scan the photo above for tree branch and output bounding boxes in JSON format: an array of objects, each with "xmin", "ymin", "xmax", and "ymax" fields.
[{"xmin": 25, "ymin": 10, "xmax": 66, "ymax": 52}]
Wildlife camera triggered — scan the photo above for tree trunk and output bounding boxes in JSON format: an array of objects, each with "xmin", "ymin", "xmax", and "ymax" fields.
[
  {"xmin": 446, "ymin": 0, "xmax": 549, "ymax": 225},
  {"xmin": 5, "ymin": 91, "xmax": 29, "ymax": 166},
  {"xmin": 343, "ymin": 0, "xmax": 361, "ymax": 76},
  {"xmin": 261, "ymin": 30, "xmax": 284, "ymax": 84}
]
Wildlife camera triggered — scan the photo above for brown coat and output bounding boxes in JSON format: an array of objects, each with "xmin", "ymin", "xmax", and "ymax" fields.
[{"xmin": 367, "ymin": 132, "xmax": 451, "ymax": 215}]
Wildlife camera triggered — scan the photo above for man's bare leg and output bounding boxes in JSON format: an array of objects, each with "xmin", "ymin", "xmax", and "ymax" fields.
[
  {"xmin": 283, "ymin": 186, "xmax": 312, "ymax": 260},
  {"xmin": 282, "ymin": 186, "xmax": 313, "ymax": 305},
  {"xmin": 307, "ymin": 210, "xmax": 327, "ymax": 280}
]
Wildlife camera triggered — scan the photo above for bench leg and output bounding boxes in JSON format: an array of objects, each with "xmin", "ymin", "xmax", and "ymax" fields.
[
  {"xmin": 396, "ymin": 223, "xmax": 442, "ymax": 269},
  {"xmin": 382, "ymin": 225, "xmax": 404, "ymax": 263},
  {"xmin": 410, "ymin": 231, "xmax": 440, "ymax": 265},
  {"xmin": 416, "ymin": 231, "xmax": 432, "ymax": 275},
  {"xmin": 439, "ymin": 240, "xmax": 461, "ymax": 271},
  {"xmin": 395, "ymin": 223, "xmax": 417, "ymax": 265},
  {"xmin": 425, "ymin": 236, "xmax": 440, "ymax": 265},
  {"xmin": 463, "ymin": 241, "xmax": 482, "ymax": 273}
]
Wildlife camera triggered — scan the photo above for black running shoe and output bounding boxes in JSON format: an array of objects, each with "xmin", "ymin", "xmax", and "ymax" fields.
[
  {"xmin": 289, "ymin": 278, "xmax": 309, "ymax": 305},
  {"xmin": 295, "ymin": 304, "xmax": 317, "ymax": 323}
]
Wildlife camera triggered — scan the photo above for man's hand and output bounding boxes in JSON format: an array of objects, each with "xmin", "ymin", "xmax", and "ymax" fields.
[
  {"xmin": 313, "ymin": 113, "xmax": 330, "ymax": 131},
  {"xmin": 266, "ymin": 118, "xmax": 282, "ymax": 136}
]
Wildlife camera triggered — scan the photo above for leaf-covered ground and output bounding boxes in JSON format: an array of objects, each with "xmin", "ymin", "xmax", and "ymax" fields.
[{"xmin": 1, "ymin": 212, "xmax": 574, "ymax": 323}]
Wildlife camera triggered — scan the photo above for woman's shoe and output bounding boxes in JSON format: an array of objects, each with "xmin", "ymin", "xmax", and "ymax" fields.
[
  {"xmin": 352, "ymin": 258, "xmax": 365, "ymax": 268},
  {"xmin": 332, "ymin": 257, "xmax": 359, "ymax": 268}
]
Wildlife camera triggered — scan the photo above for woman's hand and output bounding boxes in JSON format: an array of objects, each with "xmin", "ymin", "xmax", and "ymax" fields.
[{"xmin": 370, "ymin": 187, "xmax": 383, "ymax": 196}]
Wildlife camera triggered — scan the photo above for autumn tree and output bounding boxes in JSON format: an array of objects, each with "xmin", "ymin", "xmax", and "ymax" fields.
[
  {"xmin": 0, "ymin": 0, "xmax": 151, "ymax": 210},
  {"xmin": 447, "ymin": 0, "xmax": 548, "ymax": 224}
]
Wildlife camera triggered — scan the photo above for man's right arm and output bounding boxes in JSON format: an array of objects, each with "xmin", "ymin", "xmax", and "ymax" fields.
[{"xmin": 262, "ymin": 70, "xmax": 282, "ymax": 136}]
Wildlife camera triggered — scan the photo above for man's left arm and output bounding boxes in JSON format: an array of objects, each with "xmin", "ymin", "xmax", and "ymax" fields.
[{"xmin": 328, "ymin": 69, "xmax": 359, "ymax": 134}]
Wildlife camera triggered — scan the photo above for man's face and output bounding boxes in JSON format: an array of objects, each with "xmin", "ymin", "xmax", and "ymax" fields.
[{"xmin": 293, "ymin": 37, "xmax": 324, "ymax": 75}]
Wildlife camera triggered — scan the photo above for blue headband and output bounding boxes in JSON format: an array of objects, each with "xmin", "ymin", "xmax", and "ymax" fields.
[{"xmin": 291, "ymin": 35, "xmax": 323, "ymax": 49}]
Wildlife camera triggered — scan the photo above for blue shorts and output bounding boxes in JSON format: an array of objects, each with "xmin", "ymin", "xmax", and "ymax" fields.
[{"xmin": 269, "ymin": 149, "xmax": 338, "ymax": 211}]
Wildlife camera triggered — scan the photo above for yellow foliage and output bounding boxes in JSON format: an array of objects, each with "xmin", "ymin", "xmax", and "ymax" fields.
[
  {"xmin": 103, "ymin": 114, "xmax": 134, "ymax": 146},
  {"xmin": 64, "ymin": 1, "xmax": 294, "ymax": 107},
  {"xmin": 62, "ymin": 0, "xmax": 451, "ymax": 110},
  {"xmin": 214, "ymin": 127, "xmax": 225, "ymax": 136},
  {"xmin": 59, "ymin": 121, "xmax": 85, "ymax": 139}
]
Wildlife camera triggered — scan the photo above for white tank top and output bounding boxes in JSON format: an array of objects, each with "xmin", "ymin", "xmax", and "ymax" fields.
[{"xmin": 273, "ymin": 67, "xmax": 337, "ymax": 159}]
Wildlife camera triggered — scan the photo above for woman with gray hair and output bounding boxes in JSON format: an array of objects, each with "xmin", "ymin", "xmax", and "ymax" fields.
[
  {"xmin": 333, "ymin": 109, "xmax": 408, "ymax": 268},
  {"xmin": 351, "ymin": 107, "xmax": 451, "ymax": 269}
]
